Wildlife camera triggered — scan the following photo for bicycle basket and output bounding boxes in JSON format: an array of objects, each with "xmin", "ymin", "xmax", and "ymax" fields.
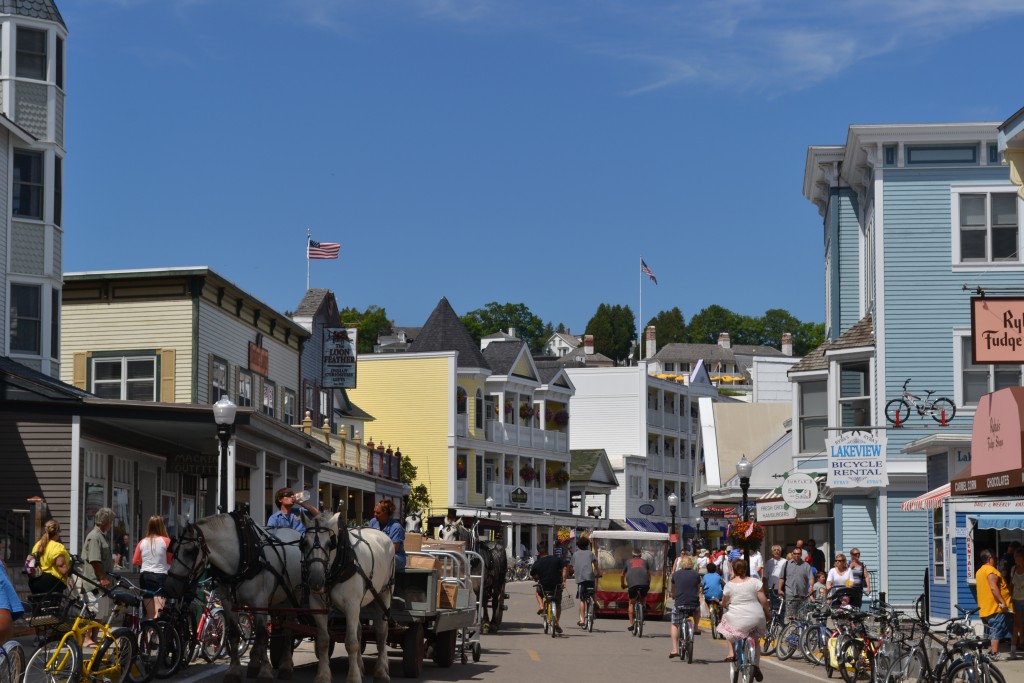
[{"xmin": 27, "ymin": 588, "xmax": 77, "ymax": 631}]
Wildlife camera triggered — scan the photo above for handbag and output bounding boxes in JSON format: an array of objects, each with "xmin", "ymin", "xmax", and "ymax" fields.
[{"xmin": 23, "ymin": 551, "xmax": 41, "ymax": 578}]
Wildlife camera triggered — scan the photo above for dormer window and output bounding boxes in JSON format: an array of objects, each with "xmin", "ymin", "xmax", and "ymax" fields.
[{"xmin": 16, "ymin": 28, "xmax": 46, "ymax": 80}]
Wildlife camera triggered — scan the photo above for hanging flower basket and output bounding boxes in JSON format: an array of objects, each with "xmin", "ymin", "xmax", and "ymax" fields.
[
  {"xmin": 554, "ymin": 410, "xmax": 570, "ymax": 426},
  {"xmin": 504, "ymin": 403, "xmax": 513, "ymax": 415},
  {"xmin": 544, "ymin": 408, "xmax": 553, "ymax": 422},
  {"xmin": 554, "ymin": 469, "xmax": 570, "ymax": 486},
  {"xmin": 520, "ymin": 404, "xmax": 535, "ymax": 420},
  {"xmin": 456, "ymin": 460, "xmax": 467, "ymax": 478},
  {"xmin": 556, "ymin": 527, "xmax": 572, "ymax": 543},
  {"xmin": 504, "ymin": 464, "xmax": 514, "ymax": 480},
  {"xmin": 728, "ymin": 521, "xmax": 765, "ymax": 551},
  {"xmin": 520, "ymin": 465, "xmax": 537, "ymax": 482}
]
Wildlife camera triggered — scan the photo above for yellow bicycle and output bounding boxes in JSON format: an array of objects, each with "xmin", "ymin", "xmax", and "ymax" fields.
[{"xmin": 24, "ymin": 566, "xmax": 142, "ymax": 683}]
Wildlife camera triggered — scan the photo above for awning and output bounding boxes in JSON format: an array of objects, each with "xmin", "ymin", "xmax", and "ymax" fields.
[
  {"xmin": 973, "ymin": 514, "xmax": 1024, "ymax": 530},
  {"xmin": 682, "ymin": 524, "xmax": 696, "ymax": 533},
  {"xmin": 901, "ymin": 483, "xmax": 951, "ymax": 511},
  {"xmin": 626, "ymin": 518, "xmax": 669, "ymax": 532}
]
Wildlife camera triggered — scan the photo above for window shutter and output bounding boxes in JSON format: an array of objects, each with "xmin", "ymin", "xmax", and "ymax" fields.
[
  {"xmin": 72, "ymin": 352, "xmax": 88, "ymax": 389},
  {"xmin": 160, "ymin": 349, "xmax": 176, "ymax": 401}
]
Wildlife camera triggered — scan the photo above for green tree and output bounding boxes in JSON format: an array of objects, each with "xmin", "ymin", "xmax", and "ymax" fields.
[
  {"xmin": 645, "ymin": 307, "xmax": 687, "ymax": 349},
  {"xmin": 585, "ymin": 304, "xmax": 636, "ymax": 361},
  {"xmin": 556, "ymin": 322, "xmax": 566, "ymax": 334},
  {"xmin": 460, "ymin": 302, "xmax": 546, "ymax": 352},
  {"xmin": 686, "ymin": 305, "xmax": 744, "ymax": 345},
  {"xmin": 794, "ymin": 321, "xmax": 826, "ymax": 357},
  {"xmin": 339, "ymin": 305, "xmax": 392, "ymax": 354},
  {"xmin": 400, "ymin": 456, "xmax": 431, "ymax": 514}
]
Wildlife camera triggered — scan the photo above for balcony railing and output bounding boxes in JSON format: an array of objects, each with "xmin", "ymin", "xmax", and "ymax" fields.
[
  {"xmin": 485, "ymin": 421, "xmax": 568, "ymax": 453},
  {"xmin": 487, "ymin": 482, "xmax": 569, "ymax": 512}
]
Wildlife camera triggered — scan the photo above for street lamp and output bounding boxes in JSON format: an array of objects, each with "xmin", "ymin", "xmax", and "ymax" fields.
[
  {"xmin": 485, "ymin": 495, "xmax": 495, "ymax": 519},
  {"xmin": 212, "ymin": 396, "xmax": 237, "ymax": 514},
  {"xmin": 735, "ymin": 454, "xmax": 753, "ymax": 566},
  {"xmin": 667, "ymin": 492, "xmax": 679, "ymax": 558}
]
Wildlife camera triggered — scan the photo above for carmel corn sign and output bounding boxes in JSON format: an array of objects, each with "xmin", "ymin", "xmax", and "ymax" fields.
[
  {"xmin": 952, "ymin": 387, "xmax": 1024, "ymax": 495},
  {"xmin": 971, "ymin": 297, "xmax": 1024, "ymax": 363}
]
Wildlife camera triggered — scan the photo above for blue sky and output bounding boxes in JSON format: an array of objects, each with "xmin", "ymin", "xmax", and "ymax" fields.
[{"xmin": 63, "ymin": 0, "xmax": 1024, "ymax": 335}]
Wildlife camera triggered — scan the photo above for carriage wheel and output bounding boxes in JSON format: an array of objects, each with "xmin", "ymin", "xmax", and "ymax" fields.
[
  {"xmin": 401, "ymin": 623, "xmax": 424, "ymax": 678},
  {"xmin": 432, "ymin": 630, "xmax": 456, "ymax": 668},
  {"xmin": 471, "ymin": 641, "xmax": 481, "ymax": 663}
]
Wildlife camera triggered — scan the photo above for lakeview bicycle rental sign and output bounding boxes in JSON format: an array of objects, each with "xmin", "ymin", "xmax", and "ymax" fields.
[{"xmin": 825, "ymin": 430, "xmax": 888, "ymax": 488}]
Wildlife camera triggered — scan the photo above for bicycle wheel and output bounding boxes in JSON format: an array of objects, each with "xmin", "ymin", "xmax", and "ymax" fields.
[
  {"xmin": 0, "ymin": 641, "xmax": 24, "ymax": 683},
  {"xmin": 928, "ymin": 398, "xmax": 956, "ymax": 424},
  {"xmin": 685, "ymin": 623, "xmax": 694, "ymax": 664},
  {"xmin": 112, "ymin": 626, "xmax": 142, "ymax": 683},
  {"xmin": 761, "ymin": 617, "xmax": 781, "ymax": 656},
  {"xmin": 548, "ymin": 601, "xmax": 556, "ymax": 638},
  {"xmin": 92, "ymin": 628, "xmax": 137, "ymax": 683},
  {"xmin": 946, "ymin": 659, "xmax": 1005, "ymax": 683},
  {"xmin": 710, "ymin": 604, "xmax": 720, "ymax": 640},
  {"xmin": 885, "ymin": 399, "xmax": 912, "ymax": 425},
  {"xmin": 802, "ymin": 624, "xmax": 828, "ymax": 665},
  {"xmin": 200, "ymin": 610, "xmax": 227, "ymax": 662},
  {"xmin": 154, "ymin": 619, "xmax": 183, "ymax": 679},
  {"xmin": 636, "ymin": 603, "xmax": 644, "ymax": 638},
  {"xmin": 25, "ymin": 638, "xmax": 81, "ymax": 683},
  {"xmin": 128, "ymin": 620, "xmax": 163, "ymax": 683},
  {"xmin": 230, "ymin": 611, "xmax": 254, "ymax": 659},
  {"xmin": 587, "ymin": 598, "xmax": 595, "ymax": 632},
  {"xmin": 839, "ymin": 640, "xmax": 869, "ymax": 683},
  {"xmin": 777, "ymin": 622, "xmax": 801, "ymax": 661}
]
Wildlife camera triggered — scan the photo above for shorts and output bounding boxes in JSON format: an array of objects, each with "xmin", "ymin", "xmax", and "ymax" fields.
[
  {"xmin": 576, "ymin": 580, "xmax": 595, "ymax": 600},
  {"xmin": 627, "ymin": 585, "xmax": 650, "ymax": 601},
  {"xmin": 671, "ymin": 606, "xmax": 698, "ymax": 626},
  {"xmin": 139, "ymin": 572, "xmax": 167, "ymax": 594},
  {"xmin": 536, "ymin": 584, "xmax": 562, "ymax": 603},
  {"xmin": 983, "ymin": 611, "xmax": 1013, "ymax": 641}
]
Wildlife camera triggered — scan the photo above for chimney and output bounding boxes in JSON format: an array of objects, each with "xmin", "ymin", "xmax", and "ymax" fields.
[
  {"xmin": 584, "ymin": 334, "xmax": 594, "ymax": 355},
  {"xmin": 646, "ymin": 325, "xmax": 657, "ymax": 359},
  {"xmin": 508, "ymin": 327, "xmax": 516, "ymax": 338},
  {"xmin": 781, "ymin": 333, "xmax": 793, "ymax": 356},
  {"xmin": 566, "ymin": 327, "xmax": 570, "ymax": 336},
  {"xmin": 718, "ymin": 332, "xmax": 731, "ymax": 349}
]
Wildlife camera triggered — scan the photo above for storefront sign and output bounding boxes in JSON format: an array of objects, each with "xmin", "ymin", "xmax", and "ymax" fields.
[
  {"xmin": 756, "ymin": 500, "xmax": 796, "ymax": 522},
  {"xmin": 248, "ymin": 342, "xmax": 268, "ymax": 376},
  {"xmin": 322, "ymin": 328, "xmax": 358, "ymax": 389},
  {"xmin": 826, "ymin": 430, "xmax": 888, "ymax": 488},
  {"xmin": 953, "ymin": 387, "xmax": 1024, "ymax": 495},
  {"xmin": 971, "ymin": 297, "xmax": 1024, "ymax": 363},
  {"xmin": 781, "ymin": 472, "xmax": 818, "ymax": 509},
  {"xmin": 701, "ymin": 506, "xmax": 735, "ymax": 518},
  {"xmin": 509, "ymin": 487, "xmax": 528, "ymax": 504},
  {"xmin": 167, "ymin": 453, "xmax": 217, "ymax": 477}
]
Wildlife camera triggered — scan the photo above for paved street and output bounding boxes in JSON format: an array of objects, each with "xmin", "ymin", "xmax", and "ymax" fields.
[{"xmin": 173, "ymin": 578, "xmax": 1018, "ymax": 683}]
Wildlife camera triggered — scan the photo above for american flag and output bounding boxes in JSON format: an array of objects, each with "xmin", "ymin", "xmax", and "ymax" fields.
[
  {"xmin": 641, "ymin": 259, "xmax": 658, "ymax": 284},
  {"xmin": 308, "ymin": 239, "xmax": 340, "ymax": 260}
]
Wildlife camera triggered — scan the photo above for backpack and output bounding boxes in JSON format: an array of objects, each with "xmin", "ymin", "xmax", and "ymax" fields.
[{"xmin": 23, "ymin": 551, "xmax": 41, "ymax": 577}]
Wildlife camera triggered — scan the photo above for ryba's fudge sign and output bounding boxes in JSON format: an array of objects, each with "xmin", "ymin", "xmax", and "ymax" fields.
[
  {"xmin": 826, "ymin": 430, "xmax": 888, "ymax": 489},
  {"xmin": 971, "ymin": 297, "xmax": 1024, "ymax": 363}
]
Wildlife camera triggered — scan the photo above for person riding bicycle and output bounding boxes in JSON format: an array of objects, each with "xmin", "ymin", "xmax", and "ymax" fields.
[
  {"xmin": 718, "ymin": 558, "xmax": 769, "ymax": 682},
  {"xmin": 531, "ymin": 545, "xmax": 567, "ymax": 634},
  {"xmin": 620, "ymin": 548, "xmax": 651, "ymax": 634},
  {"xmin": 572, "ymin": 535, "xmax": 600, "ymax": 627},
  {"xmin": 669, "ymin": 554, "xmax": 702, "ymax": 658},
  {"xmin": 702, "ymin": 559, "xmax": 725, "ymax": 623}
]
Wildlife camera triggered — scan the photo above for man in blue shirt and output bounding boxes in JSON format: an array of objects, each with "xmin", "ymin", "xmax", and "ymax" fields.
[
  {"xmin": 368, "ymin": 499, "xmax": 406, "ymax": 570},
  {"xmin": 267, "ymin": 487, "xmax": 319, "ymax": 533}
]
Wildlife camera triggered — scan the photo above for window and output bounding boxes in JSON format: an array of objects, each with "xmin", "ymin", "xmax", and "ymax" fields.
[
  {"xmin": 474, "ymin": 390, "xmax": 483, "ymax": 429},
  {"xmin": 953, "ymin": 190, "xmax": 1019, "ymax": 264},
  {"xmin": 10, "ymin": 283, "xmax": 41, "ymax": 353},
  {"xmin": 237, "ymin": 369, "xmax": 253, "ymax": 407},
  {"xmin": 54, "ymin": 156, "xmax": 62, "ymax": 227},
  {"xmin": 907, "ymin": 145, "xmax": 977, "ymax": 165},
  {"xmin": 799, "ymin": 380, "xmax": 827, "ymax": 453},
  {"xmin": 664, "ymin": 362, "xmax": 675, "ymax": 371},
  {"xmin": 16, "ymin": 27, "xmax": 46, "ymax": 80},
  {"xmin": 456, "ymin": 454, "xmax": 467, "ymax": 480},
  {"xmin": 92, "ymin": 356, "xmax": 157, "ymax": 400},
  {"xmin": 55, "ymin": 36, "xmax": 63, "ymax": 88},
  {"xmin": 210, "ymin": 356, "xmax": 228, "ymax": 402},
  {"xmin": 456, "ymin": 386, "xmax": 467, "ymax": 415},
  {"xmin": 958, "ymin": 336, "xmax": 1020, "ymax": 406},
  {"xmin": 838, "ymin": 361, "xmax": 871, "ymax": 427},
  {"xmin": 932, "ymin": 508, "xmax": 946, "ymax": 582},
  {"xmin": 475, "ymin": 454, "xmax": 484, "ymax": 495},
  {"xmin": 50, "ymin": 289, "xmax": 59, "ymax": 358},
  {"xmin": 319, "ymin": 389, "xmax": 329, "ymax": 427},
  {"xmin": 13, "ymin": 151, "xmax": 43, "ymax": 219},
  {"xmin": 284, "ymin": 389, "xmax": 296, "ymax": 424},
  {"xmin": 629, "ymin": 474, "xmax": 643, "ymax": 499},
  {"xmin": 262, "ymin": 379, "xmax": 276, "ymax": 417}
]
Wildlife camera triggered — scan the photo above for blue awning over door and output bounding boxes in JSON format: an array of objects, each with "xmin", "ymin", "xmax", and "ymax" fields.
[
  {"xmin": 973, "ymin": 514, "xmax": 1024, "ymax": 530},
  {"xmin": 626, "ymin": 518, "xmax": 669, "ymax": 532}
]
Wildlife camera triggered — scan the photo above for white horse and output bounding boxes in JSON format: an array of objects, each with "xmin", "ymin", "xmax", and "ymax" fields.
[
  {"xmin": 404, "ymin": 511, "xmax": 423, "ymax": 535},
  {"xmin": 302, "ymin": 513, "xmax": 395, "ymax": 683},
  {"xmin": 164, "ymin": 513, "xmax": 303, "ymax": 683}
]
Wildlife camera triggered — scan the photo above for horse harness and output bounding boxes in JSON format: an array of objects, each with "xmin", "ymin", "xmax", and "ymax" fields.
[{"xmin": 304, "ymin": 517, "xmax": 394, "ymax": 621}]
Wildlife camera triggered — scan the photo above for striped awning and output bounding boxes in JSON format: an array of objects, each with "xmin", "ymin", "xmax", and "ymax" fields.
[
  {"xmin": 626, "ymin": 518, "xmax": 669, "ymax": 532},
  {"xmin": 901, "ymin": 483, "xmax": 950, "ymax": 511}
]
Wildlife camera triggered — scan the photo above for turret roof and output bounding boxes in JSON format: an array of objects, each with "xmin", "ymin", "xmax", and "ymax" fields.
[{"xmin": 1, "ymin": 1, "xmax": 66, "ymax": 29}]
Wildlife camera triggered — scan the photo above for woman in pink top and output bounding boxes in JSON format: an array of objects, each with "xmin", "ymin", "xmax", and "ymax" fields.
[{"xmin": 133, "ymin": 515, "xmax": 173, "ymax": 617}]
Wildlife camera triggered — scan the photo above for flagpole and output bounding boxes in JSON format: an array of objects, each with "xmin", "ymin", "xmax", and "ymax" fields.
[
  {"xmin": 306, "ymin": 227, "xmax": 311, "ymax": 291},
  {"xmin": 638, "ymin": 256, "xmax": 643, "ymax": 362}
]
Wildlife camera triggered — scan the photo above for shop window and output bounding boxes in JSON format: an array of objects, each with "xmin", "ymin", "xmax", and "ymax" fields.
[{"xmin": 932, "ymin": 508, "xmax": 946, "ymax": 582}]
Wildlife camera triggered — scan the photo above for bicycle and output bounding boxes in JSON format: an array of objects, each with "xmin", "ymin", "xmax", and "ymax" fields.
[
  {"xmin": 631, "ymin": 589, "xmax": 646, "ymax": 638},
  {"xmin": 885, "ymin": 378, "xmax": 956, "ymax": 425},
  {"xmin": 0, "ymin": 639, "xmax": 25, "ymax": 683},
  {"xmin": 877, "ymin": 605, "xmax": 991, "ymax": 683},
  {"xmin": 581, "ymin": 585, "xmax": 596, "ymax": 632},
  {"xmin": 708, "ymin": 597, "xmax": 723, "ymax": 640},
  {"xmin": 536, "ymin": 584, "xmax": 559, "ymax": 638},
  {"xmin": 675, "ymin": 607, "xmax": 696, "ymax": 664},
  {"xmin": 731, "ymin": 635, "xmax": 758, "ymax": 683},
  {"xmin": 110, "ymin": 572, "xmax": 168, "ymax": 683},
  {"xmin": 760, "ymin": 602, "xmax": 785, "ymax": 656},
  {"xmin": 777, "ymin": 597, "xmax": 816, "ymax": 661},
  {"xmin": 24, "ymin": 566, "xmax": 142, "ymax": 683}
]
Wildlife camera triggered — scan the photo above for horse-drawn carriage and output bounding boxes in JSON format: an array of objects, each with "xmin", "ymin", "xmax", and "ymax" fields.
[{"xmin": 162, "ymin": 508, "xmax": 485, "ymax": 683}]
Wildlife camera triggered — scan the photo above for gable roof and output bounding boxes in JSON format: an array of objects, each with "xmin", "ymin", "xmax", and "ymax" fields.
[
  {"xmin": 570, "ymin": 448, "xmax": 619, "ymax": 486},
  {"xmin": 0, "ymin": 355, "xmax": 91, "ymax": 402},
  {"xmin": 789, "ymin": 314, "xmax": 873, "ymax": 374},
  {"xmin": 481, "ymin": 341, "xmax": 525, "ymax": 375},
  {"xmin": 294, "ymin": 288, "xmax": 332, "ymax": 317},
  {"xmin": 408, "ymin": 298, "xmax": 490, "ymax": 370}
]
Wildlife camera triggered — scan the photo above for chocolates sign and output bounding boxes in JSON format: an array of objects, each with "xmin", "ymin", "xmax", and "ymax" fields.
[{"xmin": 971, "ymin": 297, "xmax": 1024, "ymax": 363}]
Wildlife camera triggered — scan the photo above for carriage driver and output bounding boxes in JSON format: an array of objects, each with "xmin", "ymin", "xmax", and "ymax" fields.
[
  {"xmin": 267, "ymin": 487, "xmax": 320, "ymax": 533},
  {"xmin": 368, "ymin": 499, "xmax": 407, "ymax": 570}
]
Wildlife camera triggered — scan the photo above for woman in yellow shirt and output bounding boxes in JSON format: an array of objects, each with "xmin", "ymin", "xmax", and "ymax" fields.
[{"xmin": 29, "ymin": 519, "xmax": 71, "ymax": 595}]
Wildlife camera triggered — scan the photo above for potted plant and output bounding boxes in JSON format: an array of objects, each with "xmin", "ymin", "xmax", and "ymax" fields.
[
  {"xmin": 554, "ymin": 469, "xmax": 570, "ymax": 486},
  {"xmin": 520, "ymin": 404, "xmax": 535, "ymax": 420},
  {"xmin": 554, "ymin": 410, "xmax": 569, "ymax": 427},
  {"xmin": 727, "ymin": 520, "xmax": 766, "ymax": 551},
  {"xmin": 520, "ymin": 465, "xmax": 537, "ymax": 482}
]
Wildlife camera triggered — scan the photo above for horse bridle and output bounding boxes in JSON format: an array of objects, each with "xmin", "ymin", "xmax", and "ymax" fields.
[
  {"xmin": 167, "ymin": 522, "xmax": 209, "ymax": 587},
  {"xmin": 301, "ymin": 519, "xmax": 337, "ymax": 589}
]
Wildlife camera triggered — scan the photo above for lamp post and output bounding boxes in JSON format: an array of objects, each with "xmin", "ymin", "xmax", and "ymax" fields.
[
  {"xmin": 212, "ymin": 396, "xmax": 237, "ymax": 514},
  {"xmin": 667, "ymin": 492, "xmax": 679, "ymax": 558},
  {"xmin": 485, "ymin": 495, "xmax": 495, "ymax": 519},
  {"xmin": 735, "ymin": 454, "xmax": 752, "ymax": 566}
]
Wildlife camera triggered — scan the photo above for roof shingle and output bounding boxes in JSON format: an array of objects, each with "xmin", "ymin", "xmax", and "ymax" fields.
[{"xmin": 409, "ymin": 298, "xmax": 490, "ymax": 370}]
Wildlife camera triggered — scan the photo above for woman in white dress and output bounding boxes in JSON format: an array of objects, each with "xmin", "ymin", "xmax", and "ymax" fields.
[{"xmin": 717, "ymin": 558, "xmax": 769, "ymax": 682}]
